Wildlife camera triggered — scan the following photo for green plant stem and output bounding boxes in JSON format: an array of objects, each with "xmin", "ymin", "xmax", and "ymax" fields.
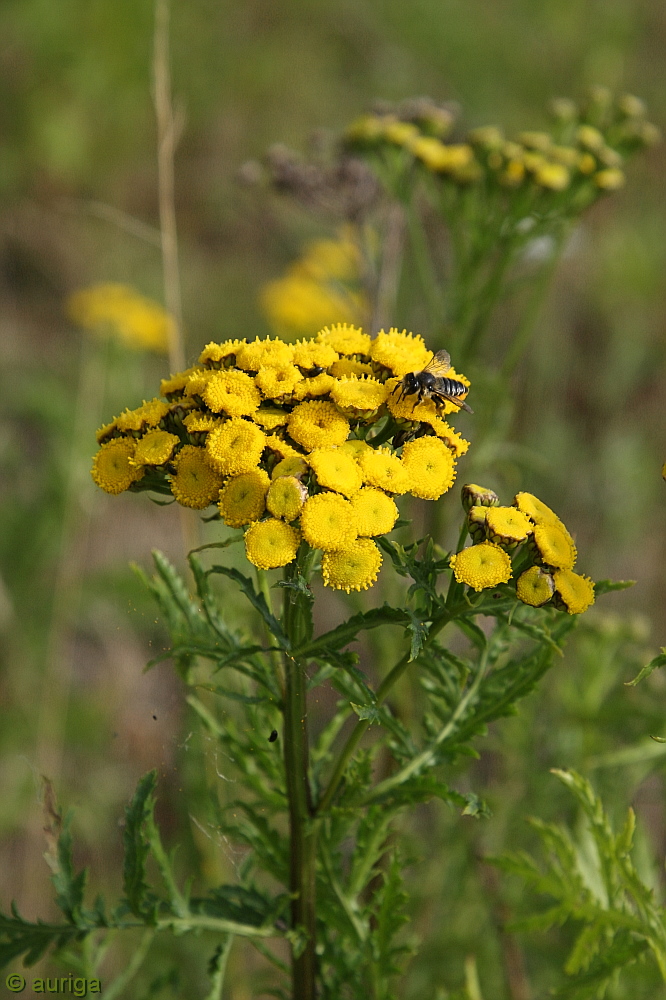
[
  {"xmin": 101, "ymin": 928, "xmax": 155, "ymax": 1000},
  {"xmin": 361, "ymin": 646, "xmax": 488, "ymax": 806},
  {"xmin": 405, "ymin": 203, "xmax": 444, "ymax": 326},
  {"xmin": 500, "ymin": 229, "xmax": 568, "ymax": 377},
  {"xmin": 316, "ymin": 609, "xmax": 453, "ymax": 815},
  {"xmin": 282, "ymin": 556, "xmax": 317, "ymax": 1000}
]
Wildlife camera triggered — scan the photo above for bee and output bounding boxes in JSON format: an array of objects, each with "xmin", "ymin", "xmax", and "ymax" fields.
[{"xmin": 394, "ymin": 349, "xmax": 473, "ymax": 413}]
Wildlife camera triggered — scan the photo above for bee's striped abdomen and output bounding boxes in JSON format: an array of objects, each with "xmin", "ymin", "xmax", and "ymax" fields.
[{"xmin": 440, "ymin": 377, "xmax": 467, "ymax": 397}]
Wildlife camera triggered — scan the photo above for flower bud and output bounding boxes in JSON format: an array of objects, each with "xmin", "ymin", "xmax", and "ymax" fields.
[{"xmin": 461, "ymin": 483, "xmax": 500, "ymax": 512}]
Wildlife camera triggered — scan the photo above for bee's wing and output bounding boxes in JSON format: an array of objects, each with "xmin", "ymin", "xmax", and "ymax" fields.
[{"xmin": 422, "ymin": 349, "xmax": 451, "ymax": 377}]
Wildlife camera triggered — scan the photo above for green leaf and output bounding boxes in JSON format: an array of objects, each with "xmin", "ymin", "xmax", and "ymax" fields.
[
  {"xmin": 625, "ymin": 648, "xmax": 666, "ymax": 687},
  {"xmin": 207, "ymin": 565, "xmax": 289, "ymax": 649},
  {"xmin": 51, "ymin": 819, "xmax": 87, "ymax": 925},
  {"xmin": 0, "ymin": 909, "xmax": 81, "ymax": 969},
  {"xmin": 593, "ymin": 579, "xmax": 636, "ymax": 596},
  {"xmin": 350, "ymin": 703, "xmax": 382, "ymax": 724},
  {"xmin": 294, "ymin": 605, "xmax": 413, "ymax": 660},
  {"xmin": 192, "ymin": 885, "xmax": 289, "ymax": 929},
  {"xmin": 122, "ymin": 771, "xmax": 158, "ymax": 921}
]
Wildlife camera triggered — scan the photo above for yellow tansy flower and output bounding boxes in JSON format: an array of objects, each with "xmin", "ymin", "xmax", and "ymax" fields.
[
  {"xmin": 316, "ymin": 323, "xmax": 371, "ymax": 356},
  {"xmin": 293, "ymin": 373, "xmax": 337, "ymax": 400},
  {"xmin": 292, "ymin": 340, "xmax": 339, "ymax": 370},
  {"xmin": 184, "ymin": 370, "xmax": 216, "ymax": 399},
  {"xmin": 201, "ymin": 370, "xmax": 261, "ymax": 417},
  {"xmin": 218, "ymin": 469, "xmax": 270, "ymax": 527},
  {"xmin": 198, "ymin": 339, "xmax": 246, "ymax": 367},
  {"xmin": 308, "ymin": 447, "xmax": 363, "ymax": 497},
  {"xmin": 533, "ymin": 523, "xmax": 576, "ymax": 570},
  {"xmin": 330, "ymin": 376, "xmax": 389, "ymax": 417},
  {"xmin": 426, "ymin": 418, "xmax": 470, "ymax": 456},
  {"xmin": 160, "ymin": 367, "xmax": 204, "ymax": 399},
  {"xmin": 594, "ymin": 168, "xmax": 625, "ymax": 191},
  {"xmin": 170, "ymin": 445, "xmax": 224, "ymax": 509},
  {"xmin": 206, "ymin": 418, "xmax": 266, "ymax": 475},
  {"xmin": 115, "ymin": 399, "xmax": 169, "ymax": 434},
  {"xmin": 244, "ymin": 519, "xmax": 300, "ymax": 570},
  {"xmin": 133, "ymin": 430, "xmax": 180, "ymax": 467},
  {"xmin": 350, "ymin": 488, "xmax": 399, "ymax": 536},
  {"xmin": 358, "ymin": 447, "xmax": 411, "ymax": 495},
  {"xmin": 514, "ymin": 492, "xmax": 561, "ymax": 527},
  {"xmin": 330, "ymin": 358, "xmax": 374, "ymax": 378},
  {"xmin": 370, "ymin": 328, "xmax": 431, "ymax": 377},
  {"xmin": 264, "ymin": 434, "xmax": 302, "ymax": 461},
  {"xmin": 300, "ymin": 493, "xmax": 357, "ymax": 551},
  {"xmin": 534, "ymin": 162, "xmax": 570, "ymax": 191},
  {"xmin": 236, "ymin": 337, "xmax": 295, "ymax": 371},
  {"xmin": 516, "ymin": 566, "xmax": 555, "ymax": 607},
  {"xmin": 67, "ymin": 283, "xmax": 172, "ymax": 352},
  {"xmin": 256, "ymin": 364, "xmax": 303, "ymax": 398},
  {"xmin": 486, "ymin": 506, "xmax": 533, "ymax": 544},
  {"xmin": 287, "ymin": 400, "xmax": 350, "ymax": 452},
  {"xmin": 252, "ymin": 408, "xmax": 289, "ymax": 430},
  {"xmin": 266, "ymin": 476, "xmax": 308, "ymax": 521},
  {"xmin": 553, "ymin": 569, "xmax": 595, "ymax": 614},
  {"xmin": 183, "ymin": 412, "xmax": 221, "ymax": 433},
  {"xmin": 91, "ymin": 438, "xmax": 142, "ymax": 494},
  {"xmin": 401, "ymin": 437, "xmax": 456, "ymax": 500},
  {"xmin": 322, "ymin": 539, "xmax": 382, "ymax": 593},
  {"xmin": 340, "ymin": 439, "xmax": 373, "ymax": 460},
  {"xmin": 271, "ymin": 456, "xmax": 309, "ymax": 480},
  {"xmin": 449, "ymin": 542, "xmax": 512, "ymax": 591}
]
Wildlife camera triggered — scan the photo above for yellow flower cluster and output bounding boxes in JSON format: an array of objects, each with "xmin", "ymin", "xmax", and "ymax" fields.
[
  {"xmin": 450, "ymin": 484, "xmax": 594, "ymax": 614},
  {"xmin": 91, "ymin": 326, "xmax": 471, "ymax": 592},
  {"xmin": 344, "ymin": 90, "xmax": 659, "ymax": 202},
  {"xmin": 67, "ymin": 283, "xmax": 173, "ymax": 352},
  {"xmin": 260, "ymin": 226, "xmax": 368, "ymax": 338}
]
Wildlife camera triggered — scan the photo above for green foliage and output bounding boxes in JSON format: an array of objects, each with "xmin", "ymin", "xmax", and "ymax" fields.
[{"xmin": 493, "ymin": 769, "xmax": 666, "ymax": 997}]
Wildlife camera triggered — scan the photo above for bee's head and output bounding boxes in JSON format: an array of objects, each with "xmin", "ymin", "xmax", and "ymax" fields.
[{"xmin": 401, "ymin": 372, "xmax": 420, "ymax": 394}]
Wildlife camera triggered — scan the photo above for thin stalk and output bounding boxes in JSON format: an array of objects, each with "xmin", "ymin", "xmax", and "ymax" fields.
[
  {"xmin": 360, "ymin": 646, "xmax": 488, "ymax": 806},
  {"xmin": 282, "ymin": 557, "xmax": 317, "ymax": 1000},
  {"xmin": 203, "ymin": 934, "xmax": 234, "ymax": 1000},
  {"xmin": 102, "ymin": 929, "xmax": 155, "ymax": 1000},
  {"xmin": 371, "ymin": 203, "xmax": 405, "ymax": 334},
  {"xmin": 501, "ymin": 229, "xmax": 568, "ymax": 377},
  {"xmin": 405, "ymin": 203, "xmax": 444, "ymax": 327},
  {"xmin": 316, "ymin": 609, "xmax": 452, "ymax": 815}
]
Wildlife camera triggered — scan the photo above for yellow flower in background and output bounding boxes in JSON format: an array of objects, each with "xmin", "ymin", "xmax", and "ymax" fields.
[
  {"xmin": 169, "ymin": 445, "xmax": 224, "ymax": 510},
  {"xmin": 245, "ymin": 519, "xmax": 301, "ymax": 570},
  {"xmin": 219, "ymin": 469, "xmax": 270, "ymax": 527},
  {"xmin": 261, "ymin": 228, "xmax": 368, "ymax": 338},
  {"xmin": 322, "ymin": 538, "xmax": 383, "ymax": 592},
  {"xmin": 449, "ymin": 542, "xmax": 512, "ymax": 591},
  {"xmin": 67, "ymin": 283, "xmax": 173, "ymax": 352}
]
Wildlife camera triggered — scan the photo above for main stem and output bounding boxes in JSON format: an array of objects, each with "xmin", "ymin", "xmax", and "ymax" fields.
[{"xmin": 282, "ymin": 559, "xmax": 317, "ymax": 999}]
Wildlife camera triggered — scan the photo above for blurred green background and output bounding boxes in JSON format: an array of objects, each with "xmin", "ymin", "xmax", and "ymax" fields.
[{"xmin": 1, "ymin": 1, "xmax": 665, "ymax": 996}]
